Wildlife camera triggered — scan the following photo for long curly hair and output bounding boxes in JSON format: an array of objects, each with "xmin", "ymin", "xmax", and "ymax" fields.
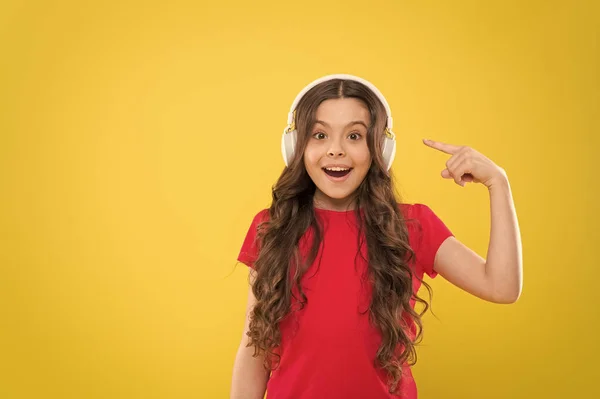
[{"xmin": 246, "ymin": 78, "xmax": 432, "ymax": 394}]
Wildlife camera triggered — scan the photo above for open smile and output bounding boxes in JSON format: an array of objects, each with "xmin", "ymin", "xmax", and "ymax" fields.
[{"xmin": 322, "ymin": 167, "xmax": 353, "ymax": 182}]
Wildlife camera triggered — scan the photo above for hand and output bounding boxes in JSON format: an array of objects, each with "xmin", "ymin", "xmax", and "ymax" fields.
[{"xmin": 422, "ymin": 139, "xmax": 507, "ymax": 188}]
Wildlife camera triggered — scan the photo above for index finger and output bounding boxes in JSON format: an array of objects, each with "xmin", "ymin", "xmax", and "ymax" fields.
[{"xmin": 422, "ymin": 139, "xmax": 461, "ymax": 155}]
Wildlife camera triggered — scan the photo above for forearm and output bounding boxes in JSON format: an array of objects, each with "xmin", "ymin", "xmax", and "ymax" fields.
[
  {"xmin": 484, "ymin": 175, "xmax": 523, "ymax": 303},
  {"xmin": 230, "ymin": 341, "xmax": 269, "ymax": 399}
]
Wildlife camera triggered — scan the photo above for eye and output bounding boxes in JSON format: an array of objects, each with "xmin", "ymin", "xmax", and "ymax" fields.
[
  {"xmin": 348, "ymin": 132, "xmax": 362, "ymax": 140},
  {"xmin": 313, "ymin": 132, "xmax": 327, "ymax": 140}
]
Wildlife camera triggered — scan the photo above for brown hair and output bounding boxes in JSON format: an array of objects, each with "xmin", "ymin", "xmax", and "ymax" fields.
[{"xmin": 246, "ymin": 78, "xmax": 432, "ymax": 394}]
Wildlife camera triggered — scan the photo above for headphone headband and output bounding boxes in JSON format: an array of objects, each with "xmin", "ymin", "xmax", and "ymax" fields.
[{"xmin": 286, "ymin": 74, "xmax": 394, "ymax": 131}]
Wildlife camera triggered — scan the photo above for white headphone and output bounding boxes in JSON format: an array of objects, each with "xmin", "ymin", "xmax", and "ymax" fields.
[{"xmin": 281, "ymin": 74, "xmax": 397, "ymax": 171}]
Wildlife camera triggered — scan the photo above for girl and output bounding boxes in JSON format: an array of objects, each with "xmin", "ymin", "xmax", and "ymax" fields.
[{"xmin": 230, "ymin": 74, "xmax": 522, "ymax": 399}]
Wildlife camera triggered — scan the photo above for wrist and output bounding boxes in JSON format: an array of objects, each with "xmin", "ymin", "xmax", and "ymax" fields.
[{"xmin": 486, "ymin": 171, "xmax": 509, "ymax": 191}]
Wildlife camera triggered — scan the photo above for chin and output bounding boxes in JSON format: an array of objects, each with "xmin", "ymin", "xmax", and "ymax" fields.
[{"xmin": 308, "ymin": 168, "xmax": 366, "ymax": 203}]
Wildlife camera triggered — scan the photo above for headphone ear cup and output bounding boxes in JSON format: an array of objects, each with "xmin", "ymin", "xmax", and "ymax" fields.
[
  {"xmin": 381, "ymin": 136, "xmax": 396, "ymax": 171},
  {"xmin": 281, "ymin": 129, "xmax": 298, "ymax": 167}
]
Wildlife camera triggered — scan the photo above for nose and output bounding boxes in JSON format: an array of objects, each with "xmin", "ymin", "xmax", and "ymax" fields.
[{"xmin": 327, "ymin": 140, "xmax": 345, "ymax": 158}]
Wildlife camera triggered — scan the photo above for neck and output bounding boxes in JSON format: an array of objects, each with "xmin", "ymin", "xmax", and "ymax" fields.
[{"xmin": 313, "ymin": 190, "xmax": 358, "ymax": 211}]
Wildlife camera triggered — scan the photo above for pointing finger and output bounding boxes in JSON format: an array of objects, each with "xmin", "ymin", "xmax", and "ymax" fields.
[{"xmin": 423, "ymin": 139, "xmax": 461, "ymax": 155}]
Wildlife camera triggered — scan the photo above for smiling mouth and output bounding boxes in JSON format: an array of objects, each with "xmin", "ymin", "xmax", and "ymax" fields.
[{"xmin": 322, "ymin": 168, "xmax": 353, "ymax": 178}]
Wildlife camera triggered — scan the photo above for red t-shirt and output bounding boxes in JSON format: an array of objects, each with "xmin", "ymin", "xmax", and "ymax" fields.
[{"xmin": 237, "ymin": 203, "xmax": 453, "ymax": 399}]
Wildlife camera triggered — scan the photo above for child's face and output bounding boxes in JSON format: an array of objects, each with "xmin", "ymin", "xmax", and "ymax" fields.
[{"xmin": 303, "ymin": 98, "xmax": 372, "ymax": 208}]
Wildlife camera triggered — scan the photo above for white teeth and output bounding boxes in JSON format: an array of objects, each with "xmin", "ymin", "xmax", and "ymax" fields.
[{"xmin": 324, "ymin": 167, "xmax": 350, "ymax": 171}]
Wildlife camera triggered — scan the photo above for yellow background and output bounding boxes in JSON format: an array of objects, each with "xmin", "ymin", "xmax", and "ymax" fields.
[{"xmin": 1, "ymin": 1, "xmax": 598, "ymax": 398}]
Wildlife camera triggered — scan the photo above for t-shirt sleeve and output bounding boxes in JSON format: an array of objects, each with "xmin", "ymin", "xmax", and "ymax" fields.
[
  {"xmin": 411, "ymin": 203, "xmax": 454, "ymax": 279},
  {"xmin": 237, "ymin": 209, "xmax": 269, "ymax": 269}
]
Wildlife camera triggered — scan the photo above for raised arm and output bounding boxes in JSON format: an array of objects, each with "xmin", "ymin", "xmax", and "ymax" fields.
[{"xmin": 423, "ymin": 139, "xmax": 523, "ymax": 304}]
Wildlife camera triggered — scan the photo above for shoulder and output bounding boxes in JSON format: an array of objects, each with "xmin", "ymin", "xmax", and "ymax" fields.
[
  {"xmin": 398, "ymin": 202, "xmax": 451, "ymax": 238},
  {"xmin": 246, "ymin": 208, "xmax": 270, "ymax": 230},
  {"xmin": 398, "ymin": 201, "xmax": 453, "ymax": 239},
  {"xmin": 398, "ymin": 202, "xmax": 438, "ymax": 222},
  {"xmin": 252, "ymin": 208, "xmax": 270, "ymax": 222},
  {"xmin": 397, "ymin": 202, "xmax": 453, "ymax": 277},
  {"xmin": 238, "ymin": 209, "xmax": 270, "ymax": 268}
]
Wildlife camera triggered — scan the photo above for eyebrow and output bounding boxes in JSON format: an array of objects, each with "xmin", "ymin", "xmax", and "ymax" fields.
[{"xmin": 315, "ymin": 120, "xmax": 368, "ymax": 129}]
